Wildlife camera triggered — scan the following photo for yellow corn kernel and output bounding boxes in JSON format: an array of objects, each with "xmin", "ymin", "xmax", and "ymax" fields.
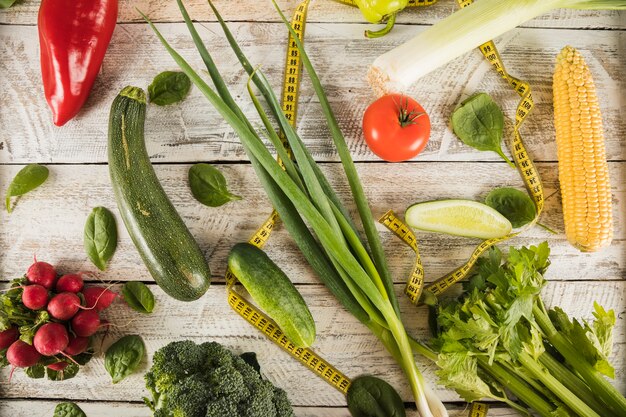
[{"xmin": 553, "ymin": 46, "xmax": 612, "ymax": 252}]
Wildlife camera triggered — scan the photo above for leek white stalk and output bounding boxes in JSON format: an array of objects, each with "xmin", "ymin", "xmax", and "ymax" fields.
[{"xmin": 369, "ymin": 0, "xmax": 626, "ymax": 94}]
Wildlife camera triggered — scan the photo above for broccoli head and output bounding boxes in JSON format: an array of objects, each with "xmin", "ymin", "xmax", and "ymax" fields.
[{"xmin": 144, "ymin": 340, "xmax": 295, "ymax": 417}]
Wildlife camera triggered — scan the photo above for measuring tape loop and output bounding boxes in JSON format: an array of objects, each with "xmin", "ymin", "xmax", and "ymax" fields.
[
  {"xmin": 469, "ymin": 402, "xmax": 489, "ymax": 417},
  {"xmin": 225, "ymin": 0, "xmax": 353, "ymax": 395},
  {"xmin": 381, "ymin": 0, "xmax": 544, "ymax": 314}
]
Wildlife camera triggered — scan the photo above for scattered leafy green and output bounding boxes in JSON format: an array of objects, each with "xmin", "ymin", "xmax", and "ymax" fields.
[
  {"xmin": 144, "ymin": 340, "xmax": 294, "ymax": 417},
  {"xmin": 485, "ymin": 187, "xmax": 536, "ymax": 228},
  {"xmin": 5, "ymin": 164, "xmax": 49, "ymax": 213},
  {"xmin": 84, "ymin": 206, "xmax": 118, "ymax": 271},
  {"xmin": 188, "ymin": 163, "xmax": 241, "ymax": 207},
  {"xmin": 347, "ymin": 375, "xmax": 406, "ymax": 417},
  {"xmin": 122, "ymin": 281, "xmax": 155, "ymax": 314},
  {"xmin": 53, "ymin": 402, "xmax": 87, "ymax": 417},
  {"xmin": 104, "ymin": 335, "xmax": 145, "ymax": 384},
  {"xmin": 148, "ymin": 71, "xmax": 191, "ymax": 105},
  {"xmin": 451, "ymin": 93, "xmax": 514, "ymax": 167}
]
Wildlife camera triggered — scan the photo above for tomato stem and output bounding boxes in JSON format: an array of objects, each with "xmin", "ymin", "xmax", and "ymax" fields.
[{"xmin": 394, "ymin": 95, "xmax": 425, "ymax": 128}]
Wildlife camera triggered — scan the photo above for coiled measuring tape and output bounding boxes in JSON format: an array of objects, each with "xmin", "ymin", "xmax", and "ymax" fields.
[
  {"xmin": 380, "ymin": 0, "xmax": 544, "ymax": 307},
  {"xmin": 225, "ymin": 0, "xmax": 352, "ymax": 395}
]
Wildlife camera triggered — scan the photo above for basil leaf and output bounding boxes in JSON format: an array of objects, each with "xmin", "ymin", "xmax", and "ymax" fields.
[
  {"xmin": 5, "ymin": 164, "xmax": 49, "ymax": 213},
  {"xmin": 122, "ymin": 281, "xmax": 155, "ymax": 314},
  {"xmin": 148, "ymin": 71, "xmax": 191, "ymax": 106},
  {"xmin": 53, "ymin": 402, "xmax": 87, "ymax": 417},
  {"xmin": 0, "ymin": 0, "xmax": 18, "ymax": 9},
  {"xmin": 485, "ymin": 187, "xmax": 536, "ymax": 228},
  {"xmin": 84, "ymin": 206, "xmax": 118, "ymax": 271},
  {"xmin": 104, "ymin": 335, "xmax": 145, "ymax": 384},
  {"xmin": 451, "ymin": 93, "xmax": 513, "ymax": 166},
  {"xmin": 347, "ymin": 375, "xmax": 406, "ymax": 417},
  {"xmin": 188, "ymin": 163, "xmax": 241, "ymax": 207}
]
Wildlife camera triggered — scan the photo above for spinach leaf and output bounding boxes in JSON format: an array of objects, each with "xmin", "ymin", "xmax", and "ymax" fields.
[
  {"xmin": 53, "ymin": 402, "xmax": 87, "ymax": 417},
  {"xmin": 5, "ymin": 164, "xmax": 49, "ymax": 213},
  {"xmin": 485, "ymin": 187, "xmax": 536, "ymax": 228},
  {"xmin": 104, "ymin": 335, "xmax": 145, "ymax": 384},
  {"xmin": 148, "ymin": 71, "xmax": 191, "ymax": 105},
  {"xmin": 0, "ymin": 0, "xmax": 18, "ymax": 9},
  {"xmin": 451, "ymin": 93, "xmax": 514, "ymax": 167},
  {"xmin": 122, "ymin": 281, "xmax": 155, "ymax": 314},
  {"xmin": 347, "ymin": 375, "xmax": 406, "ymax": 417},
  {"xmin": 84, "ymin": 207, "xmax": 118, "ymax": 271},
  {"xmin": 188, "ymin": 163, "xmax": 241, "ymax": 207}
]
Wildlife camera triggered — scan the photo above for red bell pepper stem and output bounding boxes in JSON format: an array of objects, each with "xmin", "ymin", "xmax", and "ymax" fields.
[{"xmin": 38, "ymin": 0, "xmax": 118, "ymax": 126}]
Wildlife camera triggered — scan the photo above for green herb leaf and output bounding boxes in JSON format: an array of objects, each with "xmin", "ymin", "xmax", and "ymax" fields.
[
  {"xmin": 485, "ymin": 187, "xmax": 536, "ymax": 228},
  {"xmin": 122, "ymin": 282, "xmax": 155, "ymax": 314},
  {"xmin": 589, "ymin": 302, "xmax": 615, "ymax": 358},
  {"xmin": 436, "ymin": 352, "xmax": 494, "ymax": 403},
  {"xmin": 53, "ymin": 402, "xmax": 87, "ymax": 417},
  {"xmin": 25, "ymin": 363, "xmax": 45, "ymax": 378},
  {"xmin": 451, "ymin": 93, "xmax": 514, "ymax": 167},
  {"xmin": 347, "ymin": 375, "xmax": 406, "ymax": 417},
  {"xmin": 5, "ymin": 164, "xmax": 49, "ymax": 213},
  {"xmin": 148, "ymin": 71, "xmax": 191, "ymax": 106},
  {"xmin": 84, "ymin": 206, "xmax": 118, "ymax": 271},
  {"xmin": 104, "ymin": 335, "xmax": 145, "ymax": 384},
  {"xmin": 0, "ymin": 0, "xmax": 18, "ymax": 9},
  {"xmin": 188, "ymin": 163, "xmax": 241, "ymax": 207}
]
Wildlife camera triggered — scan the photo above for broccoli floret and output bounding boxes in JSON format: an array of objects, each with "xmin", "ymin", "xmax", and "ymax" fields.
[{"xmin": 144, "ymin": 341, "xmax": 295, "ymax": 417}]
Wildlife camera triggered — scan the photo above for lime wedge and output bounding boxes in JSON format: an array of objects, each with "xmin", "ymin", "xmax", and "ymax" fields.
[{"xmin": 405, "ymin": 199, "xmax": 512, "ymax": 239}]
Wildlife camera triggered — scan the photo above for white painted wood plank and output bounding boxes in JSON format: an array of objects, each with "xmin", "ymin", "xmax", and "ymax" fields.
[
  {"xmin": 0, "ymin": 400, "xmax": 525, "ymax": 417},
  {"xmin": 1, "ymin": 24, "xmax": 624, "ymax": 164},
  {"xmin": 0, "ymin": 0, "xmax": 623, "ymax": 29},
  {"xmin": 1, "ymin": 162, "xmax": 624, "ymax": 283},
  {"xmin": 0, "ymin": 281, "xmax": 623, "ymax": 406}
]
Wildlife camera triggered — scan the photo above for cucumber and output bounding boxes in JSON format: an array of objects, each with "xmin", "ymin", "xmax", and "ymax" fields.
[
  {"xmin": 228, "ymin": 243, "xmax": 316, "ymax": 347},
  {"xmin": 108, "ymin": 86, "xmax": 210, "ymax": 301}
]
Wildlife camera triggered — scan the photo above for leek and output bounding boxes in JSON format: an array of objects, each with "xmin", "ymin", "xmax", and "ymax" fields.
[{"xmin": 369, "ymin": 0, "xmax": 626, "ymax": 93}]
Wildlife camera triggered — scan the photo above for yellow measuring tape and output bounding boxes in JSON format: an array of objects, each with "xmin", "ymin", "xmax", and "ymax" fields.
[
  {"xmin": 225, "ymin": 0, "xmax": 352, "ymax": 395},
  {"xmin": 469, "ymin": 402, "xmax": 490, "ymax": 417},
  {"xmin": 380, "ymin": 0, "xmax": 544, "ymax": 306}
]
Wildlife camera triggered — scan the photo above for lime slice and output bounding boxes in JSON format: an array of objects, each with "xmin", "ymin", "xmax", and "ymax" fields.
[{"xmin": 405, "ymin": 199, "xmax": 512, "ymax": 239}]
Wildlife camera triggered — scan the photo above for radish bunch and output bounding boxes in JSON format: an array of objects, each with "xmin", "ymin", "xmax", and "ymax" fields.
[{"xmin": 0, "ymin": 261, "xmax": 117, "ymax": 381}]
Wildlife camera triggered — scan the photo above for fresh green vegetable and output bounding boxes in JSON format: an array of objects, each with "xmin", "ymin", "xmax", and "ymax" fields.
[
  {"xmin": 107, "ymin": 86, "xmax": 211, "ymax": 302},
  {"xmin": 148, "ymin": 71, "xmax": 191, "ymax": 106},
  {"xmin": 84, "ymin": 206, "xmax": 118, "ymax": 271},
  {"xmin": 451, "ymin": 93, "xmax": 513, "ymax": 166},
  {"xmin": 405, "ymin": 199, "xmax": 512, "ymax": 239},
  {"xmin": 144, "ymin": 340, "xmax": 294, "ymax": 417},
  {"xmin": 144, "ymin": 1, "xmax": 446, "ymax": 415},
  {"xmin": 53, "ymin": 402, "xmax": 87, "ymax": 417},
  {"xmin": 0, "ymin": 0, "xmax": 18, "ymax": 9},
  {"xmin": 347, "ymin": 375, "xmax": 406, "ymax": 417},
  {"xmin": 188, "ymin": 163, "xmax": 241, "ymax": 207},
  {"xmin": 431, "ymin": 243, "xmax": 626, "ymax": 417},
  {"xmin": 228, "ymin": 243, "xmax": 316, "ymax": 348},
  {"xmin": 122, "ymin": 282, "xmax": 155, "ymax": 314},
  {"xmin": 5, "ymin": 164, "xmax": 49, "ymax": 213},
  {"xmin": 485, "ymin": 187, "xmax": 536, "ymax": 228},
  {"xmin": 104, "ymin": 334, "xmax": 145, "ymax": 384},
  {"xmin": 368, "ymin": 0, "xmax": 626, "ymax": 92}
]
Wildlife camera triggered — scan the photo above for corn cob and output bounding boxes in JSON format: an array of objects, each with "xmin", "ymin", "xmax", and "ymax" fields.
[{"xmin": 553, "ymin": 46, "xmax": 612, "ymax": 252}]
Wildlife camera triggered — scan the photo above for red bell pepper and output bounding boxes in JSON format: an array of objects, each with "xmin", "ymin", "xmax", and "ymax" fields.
[{"xmin": 38, "ymin": 0, "xmax": 118, "ymax": 126}]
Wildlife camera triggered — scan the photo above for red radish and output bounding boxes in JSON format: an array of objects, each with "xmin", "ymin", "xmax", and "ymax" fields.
[
  {"xmin": 47, "ymin": 361, "xmax": 69, "ymax": 371},
  {"xmin": 33, "ymin": 323, "xmax": 69, "ymax": 356},
  {"xmin": 56, "ymin": 274, "xmax": 84, "ymax": 293},
  {"xmin": 82, "ymin": 286, "xmax": 116, "ymax": 311},
  {"xmin": 26, "ymin": 261, "xmax": 56, "ymax": 289},
  {"xmin": 0, "ymin": 327, "xmax": 19, "ymax": 350},
  {"xmin": 64, "ymin": 335, "xmax": 89, "ymax": 356},
  {"xmin": 6, "ymin": 340, "xmax": 41, "ymax": 368},
  {"xmin": 71, "ymin": 310, "xmax": 100, "ymax": 337},
  {"xmin": 47, "ymin": 292, "xmax": 81, "ymax": 321},
  {"xmin": 21, "ymin": 285, "xmax": 49, "ymax": 310}
]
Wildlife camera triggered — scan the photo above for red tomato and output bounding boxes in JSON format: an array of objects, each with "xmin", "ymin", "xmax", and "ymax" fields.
[{"xmin": 362, "ymin": 94, "xmax": 431, "ymax": 162}]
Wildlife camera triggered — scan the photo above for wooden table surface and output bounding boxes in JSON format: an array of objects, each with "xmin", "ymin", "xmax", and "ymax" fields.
[{"xmin": 0, "ymin": 1, "xmax": 624, "ymax": 416}]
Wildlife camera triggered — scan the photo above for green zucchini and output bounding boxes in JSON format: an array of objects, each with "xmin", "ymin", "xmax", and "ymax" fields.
[
  {"xmin": 108, "ymin": 86, "xmax": 210, "ymax": 301},
  {"xmin": 228, "ymin": 243, "xmax": 316, "ymax": 347}
]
